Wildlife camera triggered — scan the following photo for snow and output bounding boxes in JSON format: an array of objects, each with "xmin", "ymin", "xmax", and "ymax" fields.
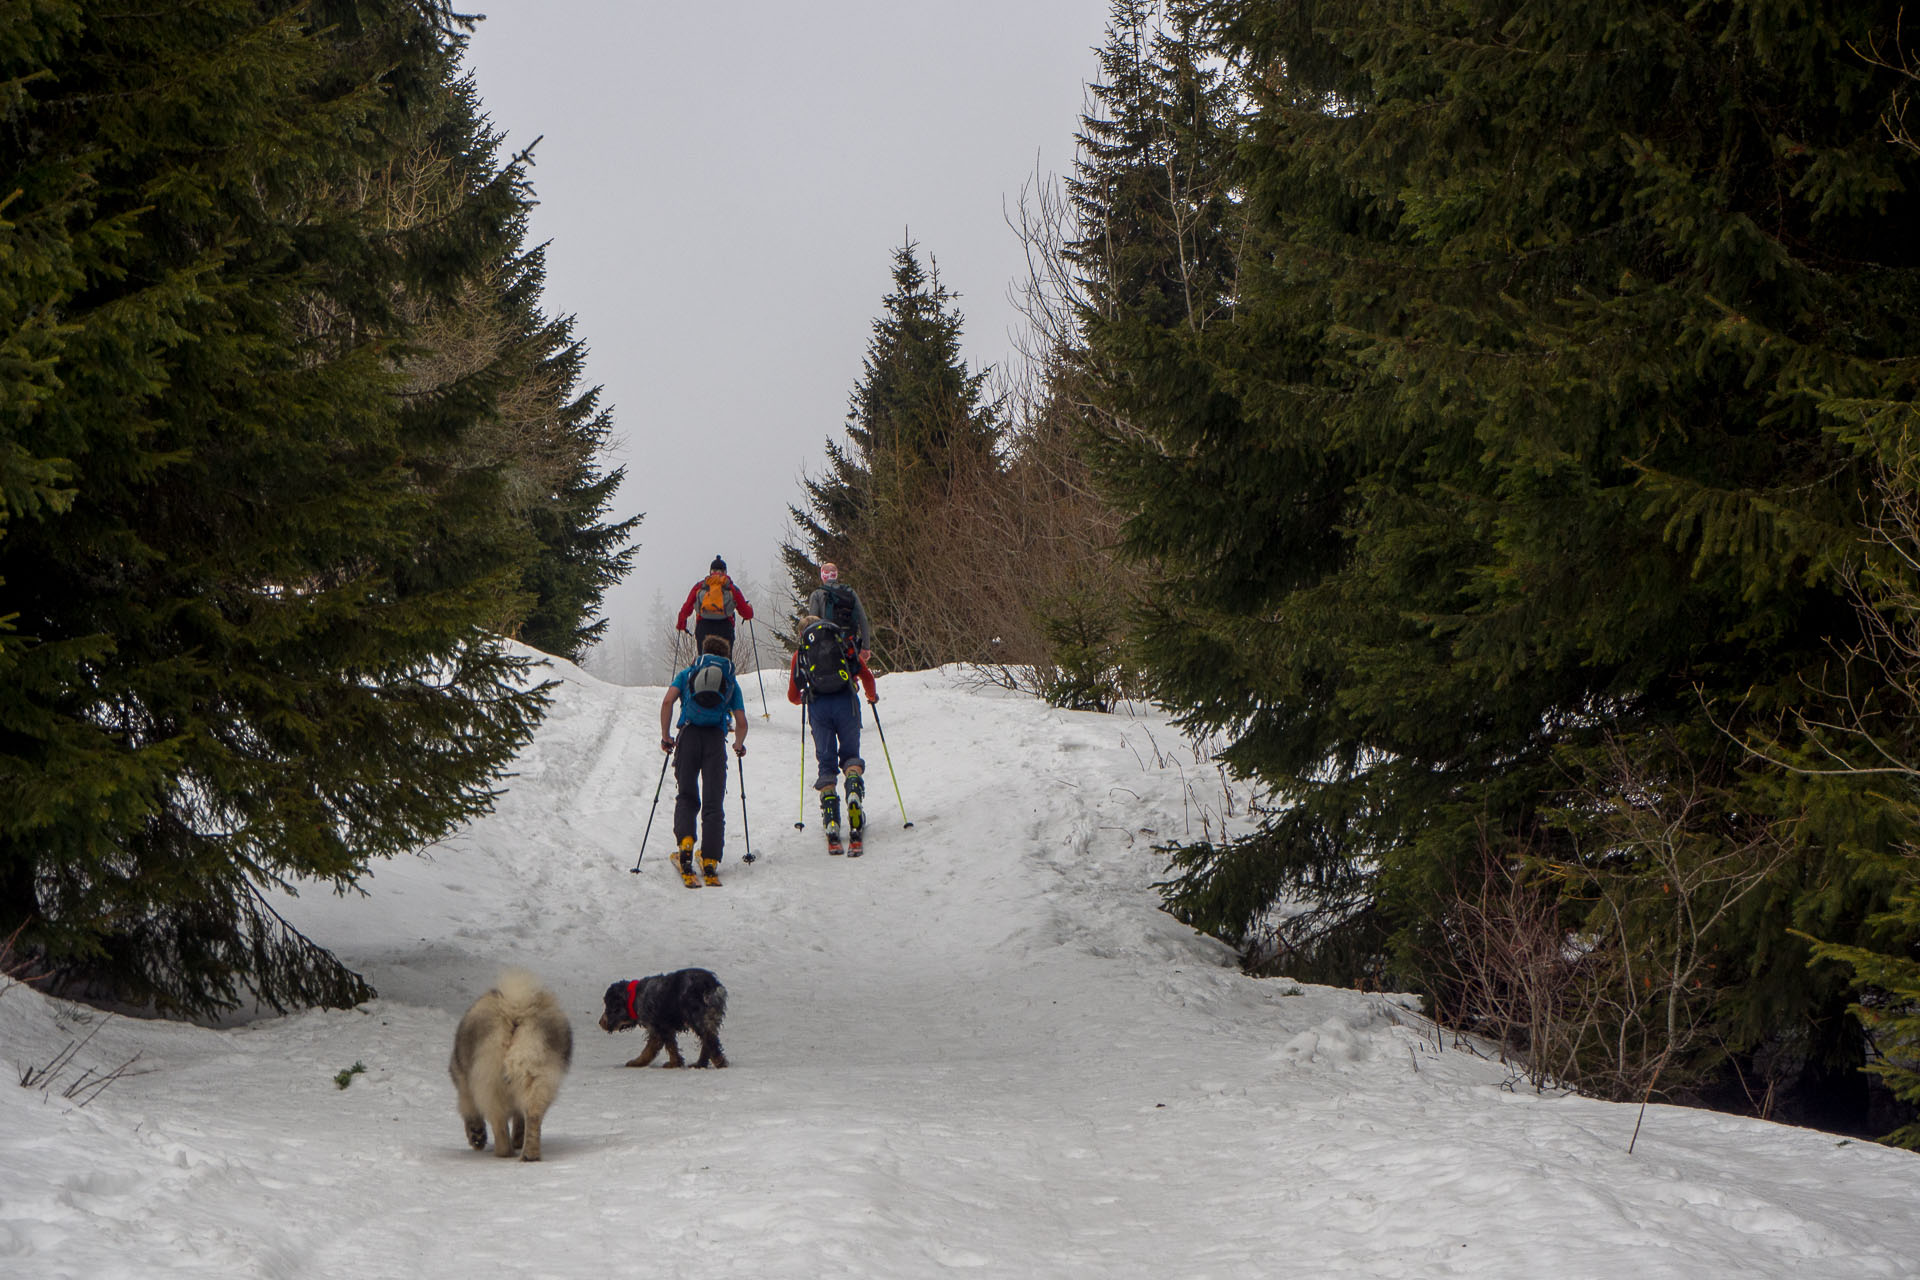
[{"xmin": 3, "ymin": 646, "xmax": 1917, "ymax": 1279}]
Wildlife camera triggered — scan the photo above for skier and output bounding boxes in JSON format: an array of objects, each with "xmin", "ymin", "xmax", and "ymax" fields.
[
  {"xmin": 787, "ymin": 614, "xmax": 878, "ymax": 856},
  {"xmin": 805, "ymin": 562, "xmax": 872, "ymax": 665},
  {"xmin": 659, "ymin": 635, "xmax": 749, "ymax": 887},
  {"xmin": 676, "ymin": 556, "xmax": 755, "ymax": 653}
]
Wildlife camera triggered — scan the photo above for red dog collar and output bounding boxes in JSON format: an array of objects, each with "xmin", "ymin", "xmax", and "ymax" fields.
[{"xmin": 625, "ymin": 979, "xmax": 641, "ymax": 1024}]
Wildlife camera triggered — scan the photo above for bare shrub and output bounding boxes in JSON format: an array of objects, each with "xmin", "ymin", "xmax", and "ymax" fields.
[
  {"xmin": 10, "ymin": 983, "xmax": 150, "ymax": 1109},
  {"xmin": 1563, "ymin": 737, "xmax": 1794, "ymax": 1099},
  {"xmin": 1426, "ymin": 838, "xmax": 1575, "ymax": 1090},
  {"xmin": 1430, "ymin": 740, "xmax": 1793, "ymax": 1103}
]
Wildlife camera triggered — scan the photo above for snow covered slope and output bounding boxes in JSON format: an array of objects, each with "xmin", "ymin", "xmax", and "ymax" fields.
[{"xmin": 3, "ymin": 647, "xmax": 1917, "ymax": 1279}]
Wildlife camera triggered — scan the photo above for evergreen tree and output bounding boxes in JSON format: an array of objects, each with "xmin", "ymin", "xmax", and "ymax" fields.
[
  {"xmin": 0, "ymin": 1, "xmax": 580, "ymax": 1017},
  {"xmin": 1068, "ymin": 0, "xmax": 1238, "ymax": 331},
  {"xmin": 1068, "ymin": 0, "xmax": 1169, "ymax": 321},
  {"xmin": 990, "ymin": 0, "xmax": 1240, "ymax": 710},
  {"xmin": 372, "ymin": 74, "xmax": 638, "ymax": 663},
  {"xmin": 466, "ymin": 223, "xmax": 636, "ymax": 663},
  {"xmin": 1788, "ymin": 39, "xmax": 1920, "ymax": 1147},
  {"xmin": 1104, "ymin": 0, "xmax": 1920, "ymax": 1118},
  {"xmin": 785, "ymin": 241, "xmax": 1002, "ymax": 668}
]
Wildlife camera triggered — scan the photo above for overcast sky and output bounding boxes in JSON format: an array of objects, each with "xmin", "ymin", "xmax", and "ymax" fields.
[{"xmin": 459, "ymin": 2, "xmax": 1111, "ymax": 673}]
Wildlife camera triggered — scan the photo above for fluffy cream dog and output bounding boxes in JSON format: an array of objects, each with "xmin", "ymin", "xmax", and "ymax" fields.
[{"xmin": 449, "ymin": 969, "xmax": 573, "ymax": 1161}]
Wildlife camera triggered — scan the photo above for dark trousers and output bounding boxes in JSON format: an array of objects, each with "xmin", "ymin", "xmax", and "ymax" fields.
[
  {"xmin": 693, "ymin": 616, "xmax": 737, "ymax": 651},
  {"xmin": 672, "ymin": 723, "xmax": 729, "ymax": 861},
  {"xmin": 807, "ymin": 689, "xmax": 864, "ymax": 790}
]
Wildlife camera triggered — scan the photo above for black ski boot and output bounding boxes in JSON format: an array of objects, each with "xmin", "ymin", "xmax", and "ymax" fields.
[
  {"xmin": 821, "ymin": 789, "xmax": 843, "ymax": 855},
  {"xmin": 845, "ymin": 769, "xmax": 865, "ymax": 857}
]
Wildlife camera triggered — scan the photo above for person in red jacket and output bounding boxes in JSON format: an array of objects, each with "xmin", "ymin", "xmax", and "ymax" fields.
[
  {"xmin": 787, "ymin": 615, "xmax": 878, "ymax": 856},
  {"xmin": 676, "ymin": 556, "xmax": 755, "ymax": 652}
]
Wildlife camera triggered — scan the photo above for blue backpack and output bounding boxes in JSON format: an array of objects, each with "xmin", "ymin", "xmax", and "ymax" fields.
[{"xmin": 681, "ymin": 654, "xmax": 736, "ymax": 726}]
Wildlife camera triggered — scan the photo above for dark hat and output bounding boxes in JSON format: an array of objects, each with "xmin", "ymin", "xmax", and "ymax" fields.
[{"xmin": 710, "ymin": 556, "xmax": 726, "ymax": 572}]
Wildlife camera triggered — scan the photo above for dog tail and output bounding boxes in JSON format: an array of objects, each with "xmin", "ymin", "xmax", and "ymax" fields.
[
  {"xmin": 493, "ymin": 969, "xmax": 573, "ymax": 1108},
  {"xmin": 492, "ymin": 967, "xmax": 548, "ymax": 1014}
]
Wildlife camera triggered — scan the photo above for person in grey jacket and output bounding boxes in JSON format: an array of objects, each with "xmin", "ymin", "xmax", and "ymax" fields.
[{"xmin": 804, "ymin": 562, "xmax": 872, "ymax": 664}]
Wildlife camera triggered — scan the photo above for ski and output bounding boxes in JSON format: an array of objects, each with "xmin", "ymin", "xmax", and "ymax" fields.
[
  {"xmin": 845, "ymin": 772, "xmax": 865, "ymax": 857},
  {"xmin": 821, "ymin": 790, "xmax": 843, "ymax": 855},
  {"xmin": 672, "ymin": 841, "xmax": 700, "ymax": 888}
]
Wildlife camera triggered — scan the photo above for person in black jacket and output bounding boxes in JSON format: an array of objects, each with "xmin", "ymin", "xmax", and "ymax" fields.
[{"xmin": 803, "ymin": 562, "xmax": 871, "ymax": 664}]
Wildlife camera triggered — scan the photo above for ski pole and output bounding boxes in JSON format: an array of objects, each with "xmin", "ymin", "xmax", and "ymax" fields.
[
  {"xmin": 869, "ymin": 701, "xmax": 913, "ymax": 829},
  {"xmin": 736, "ymin": 744, "xmax": 754, "ymax": 863},
  {"xmin": 795, "ymin": 700, "xmax": 809, "ymax": 830},
  {"xmin": 631, "ymin": 745, "xmax": 673, "ymax": 873},
  {"xmin": 748, "ymin": 618, "xmax": 770, "ymax": 718}
]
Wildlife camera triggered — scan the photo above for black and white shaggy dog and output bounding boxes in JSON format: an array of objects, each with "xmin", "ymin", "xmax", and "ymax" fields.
[
  {"xmin": 598, "ymin": 968, "xmax": 729, "ymax": 1068},
  {"xmin": 449, "ymin": 969, "xmax": 573, "ymax": 1161}
]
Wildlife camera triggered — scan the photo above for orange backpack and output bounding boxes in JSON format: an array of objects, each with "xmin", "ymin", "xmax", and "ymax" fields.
[{"xmin": 697, "ymin": 572, "xmax": 734, "ymax": 619}]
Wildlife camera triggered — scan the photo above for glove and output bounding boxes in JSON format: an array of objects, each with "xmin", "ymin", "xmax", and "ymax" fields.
[
  {"xmin": 660, "ymin": 736, "xmax": 675, "ymax": 753},
  {"xmin": 732, "ymin": 741, "xmax": 746, "ymax": 757},
  {"xmin": 859, "ymin": 650, "xmax": 872, "ymax": 665}
]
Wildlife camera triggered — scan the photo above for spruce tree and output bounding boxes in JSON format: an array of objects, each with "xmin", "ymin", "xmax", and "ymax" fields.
[
  {"xmin": 1068, "ymin": 0, "xmax": 1172, "ymax": 321},
  {"xmin": 1785, "ymin": 48, "xmax": 1920, "ymax": 1146},
  {"xmin": 1068, "ymin": 0, "xmax": 1238, "ymax": 331},
  {"xmin": 1102, "ymin": 0, "xmax": 1920, "ymax": 1115},
  {"xmin": 0, "ymin": 1, "xmax": 576, "ymax": 1016},
  {"xmin": 467, "ymin": 235, "xmax": 637, "ymax": 663},
  {"xmin": 370, "ymin": 72, "xmax": 637, "ymax": 663},
  {"xmin": 997, "ymin": 0, "xmax": 1240, "ymax": 710},
  {"xmin": 785, "ymin": 241, "xmax": 1002, "ymax": 667}
]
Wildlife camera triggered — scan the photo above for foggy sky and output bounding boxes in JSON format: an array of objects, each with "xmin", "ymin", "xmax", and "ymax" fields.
[{"xmin": 459, "ymin": 2, "xmax": 1110, "ymax": 676}]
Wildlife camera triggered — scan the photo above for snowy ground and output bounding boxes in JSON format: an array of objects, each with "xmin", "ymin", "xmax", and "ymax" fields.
[{"xmin": 3, "ymin": 647, "xmax": 1918, "ymax": 1279}]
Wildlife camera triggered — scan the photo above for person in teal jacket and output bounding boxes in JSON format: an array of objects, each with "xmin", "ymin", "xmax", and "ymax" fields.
[{"xmin": 659, "ymin": 634, "xmax": 748, "ymax": 886}]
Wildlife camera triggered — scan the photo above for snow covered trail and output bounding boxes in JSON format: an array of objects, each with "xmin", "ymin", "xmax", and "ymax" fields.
[{"xmin": 4, "ymin": 648, "xmax": 1919, "ymax": 1279}]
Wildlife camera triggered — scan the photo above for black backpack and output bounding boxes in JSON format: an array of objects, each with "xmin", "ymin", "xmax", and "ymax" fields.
[
  {"xmin": 797, "ymin": 621, "xmax": 852, "ymax": 697},
  {"xmin": 818, "ymin": 583, "xmax": 858, "ymax": 633}
]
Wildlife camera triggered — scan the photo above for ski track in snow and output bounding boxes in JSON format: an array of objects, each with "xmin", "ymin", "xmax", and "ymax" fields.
[{"xmin": 3, "ymin": 648, "xmax": 1918, "ymax": 1279}]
